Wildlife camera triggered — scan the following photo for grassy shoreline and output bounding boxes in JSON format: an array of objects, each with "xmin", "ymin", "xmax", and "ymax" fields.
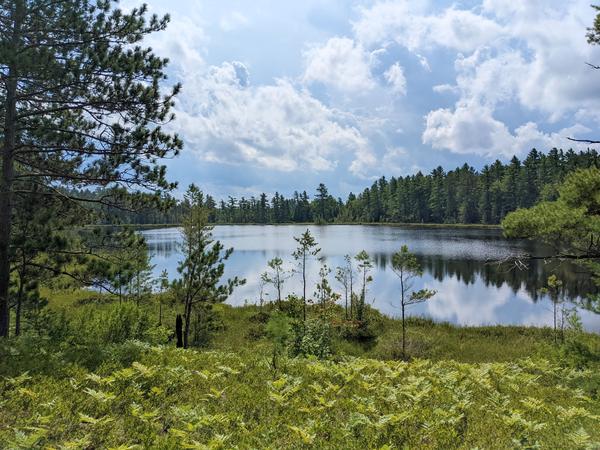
[{"xmin": 41, "ymin": 288, "xmax": 599, "ymax": 362}]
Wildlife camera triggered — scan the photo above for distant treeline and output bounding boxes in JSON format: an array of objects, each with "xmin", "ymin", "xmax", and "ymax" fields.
[{"xmin": 101, "ymin": 148, "xmax": 599, "ymax": 225}]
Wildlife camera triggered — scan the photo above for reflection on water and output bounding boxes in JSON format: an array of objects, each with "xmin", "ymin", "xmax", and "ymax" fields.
[{"xmin": 141, "ymin": 225, "xmax": 600, "ymax": 332}]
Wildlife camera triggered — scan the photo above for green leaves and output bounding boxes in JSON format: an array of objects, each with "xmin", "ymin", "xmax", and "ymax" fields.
[{"xmin": 1, "ymin": 343, "xmax": 599, "ymax": 448}]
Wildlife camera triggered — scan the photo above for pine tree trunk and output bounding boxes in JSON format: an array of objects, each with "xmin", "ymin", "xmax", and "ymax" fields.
[
  {"xmin": 175, "ymin": 314, "xmax": 183, "ymax": 348},
  {"xmin": 349, "ymin": 275, "xmax": 353, "ymax": 320},
  {"xmin": 0, "ymin": 1, "xmax": 22, "ymax": 338},
  {"xmin": 344, "ymin": 285, "xmax": 348, "ymax": 320},
  {"xmin": 402, "ymin": 304, "xmax": 406, "ymax": 360},
  {"xmin": 15, "ymin": 268, "xmax": 25, "ymax": 337},
  {"xmin": 277, "ymin": 273, "xmax": 281, "ymax": 306},
  {"xmin": 183, "ymin": 297, "xmax": 192, "ymax": 348},
  {"xmin": 302, "ymin": 253, "xmax": 306, "ymax": 321},
  {"xmin": 553, "ymin": 299, "xmax": 557, "ymax": 344}
]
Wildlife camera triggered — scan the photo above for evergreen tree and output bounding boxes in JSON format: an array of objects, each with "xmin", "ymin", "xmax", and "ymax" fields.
[
  {"xmin": 391, "ymin": 246, "xmax": 436, "ymax": 358},
  {"xmin": 315, "ymin": 183, "xmax": 330, "ymax": 222},
  {"xmin": 175, "ymin": 185, "xmax": 243, "ymax": 348},
  {"xmin": 354, "ymin": 250, "xmax": 373, "ymax": 322},
  {"xmin": 0, "ymin": 0, "xmax": 182, "ymax": 337},
  {"xmin": 503, "ymin": 168, "xmax": 600, "ymax": 313},
  {"xmin": 335, "ymin": 255, "xmax": 354, "ymax": 319},
  {"xmin": 263, "ymin": 257, "xmax": 288, "ymax": 306},
  {"xmin": 292, "ymin": 229, "xmax": 320, "ymax": 321}
]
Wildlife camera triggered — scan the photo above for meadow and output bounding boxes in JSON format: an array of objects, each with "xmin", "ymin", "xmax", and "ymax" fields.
[{"xmin": 1, "ymin": 289, "xmax": 599, "ymax": 449}]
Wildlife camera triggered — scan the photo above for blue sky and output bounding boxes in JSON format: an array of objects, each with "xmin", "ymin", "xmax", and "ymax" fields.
[{"xmin": 122, "ymin": 0, "xmax": 600, "ymax": 199}]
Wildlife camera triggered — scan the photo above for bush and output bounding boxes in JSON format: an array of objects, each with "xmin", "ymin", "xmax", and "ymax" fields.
[
  {"xmin": 290, "ymin": 318, "xmax": 332, "ymax": 359},
  {"xmin": 340, "ymin": 306, "xmax": 384, "ymax": 343},
  {"xmin": 190, "ymin": 304, "xmax": 225, "ymax": 348},
  {"xmin": 266, "ymin": 312, "xmax": 292, "ymax": 370},
  {"xmin": 246, "ymin": 324, "xmax": 267, "ymax": 340},
  {"xmin": 278, "ymin": 295, "xmax": 304, "ymax": 319},
  {"xmin": 102, "ymin": 303, "xmax": 151, "ymax": 343},
  {"xmin": 143, "ymin": 325, "xmax": 171, "ymax": 345},
  {"xmin": 249, "ymin": 311, "xmax": 271, "ymax": 323}
]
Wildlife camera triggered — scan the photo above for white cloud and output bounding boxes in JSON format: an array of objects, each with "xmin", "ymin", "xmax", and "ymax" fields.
[
  {"xmin": 139, "ymin": 7, "xmax": 207, "ymax": 73},
  {"xmin": 353, "ymin": 1, "xmax": 504, "ymax": 53},
  {"xmin": 173, "ymin": 62, "xmax": 375, "ymax": 177},
  {"xmin": 384, "ymin": 62, "xmax": 407, "ymax": 95},
  {"xmin": 423, "ymin": 102, "xmax": 591, "ymax": 157},
  {"xmin": 302, "ymin": 37, "xmax": 375, "ymax": 91},
  {"xmin": 354, "ymin": 0, "xmax": 600, "ymax": 156},
  {"xmin": 426, "ymin": 277, "xmax": 512, "ymax": 326},
  {"xmin": 380, "ymin": 146, "xmax": 408, "ymax": 172}
]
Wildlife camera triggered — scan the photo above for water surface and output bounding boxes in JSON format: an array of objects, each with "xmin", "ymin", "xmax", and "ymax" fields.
[{"xmin": 142, "ymin": 225, "xmax": 600, "ymax": 332}]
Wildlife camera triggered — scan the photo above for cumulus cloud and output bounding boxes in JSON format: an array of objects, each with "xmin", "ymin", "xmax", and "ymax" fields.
[
  {"xmin": 141, "ymin": 11, "xmax": 207, "ymax": 72},
  {"xmin": 423, "ymin": 102, "xmax": 591, "ymax": 157},
  {"xmin": 354, "ymin": 0, "xmax": 600, "ymax": 156},
  {"xmin": 353, "ymin": 1, "xmax": 504, "ymax": 53},
  {"xmin": 425, "ymin": 277, "xmax": 513, "ymax": 326},
  {"xmin": 173, "ymin": 62, "xmax": 375, "ymax": 176},
  {"xmin": 384, "ymin": 63, "xmax": 407, "ymax": 95},
  {"xmin": 302, "ymin": 37, "xmax": 375, "ymax": 91}
]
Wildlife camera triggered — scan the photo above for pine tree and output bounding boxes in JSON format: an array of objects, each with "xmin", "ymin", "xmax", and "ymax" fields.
[
  {"xmin": 391, "ymin": 245, "xmax": 436, "ymax": 359},
  {"xmin": 354, "ymin": 250, "xmax": 373, "ymax": 322},
  {"xmin": 315, "ymin": 183, "xmax": 329, "ymax": 222},
  {"xmin": 0, "ymin": 0, "xmax": 182, "ymax": 337},
  {"xmin": 263, "ymin": 257, "xmax": 288, "ymax": 306},
  {"xmin": 292, "ymin": 229, "xmax": 320, "ymax": 321},
  {"xmin": 175, "ymin": 185, "xmax": 243, "ymax": 348}
]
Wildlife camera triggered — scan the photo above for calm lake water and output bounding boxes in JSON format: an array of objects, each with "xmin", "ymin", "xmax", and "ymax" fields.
[{"xmin": 141, "ymin": 225, "xmax": 600, "ymax": 332}]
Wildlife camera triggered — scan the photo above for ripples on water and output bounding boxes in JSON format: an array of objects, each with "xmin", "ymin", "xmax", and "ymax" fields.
[{"xmin": 142, "ymin": 225, "xmax": 600, "ymax": 332}]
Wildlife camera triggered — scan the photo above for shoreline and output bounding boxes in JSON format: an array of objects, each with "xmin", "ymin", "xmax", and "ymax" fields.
[{"xmin": 90, "ymin": 222, "xmax": 503, "ymax": 231}]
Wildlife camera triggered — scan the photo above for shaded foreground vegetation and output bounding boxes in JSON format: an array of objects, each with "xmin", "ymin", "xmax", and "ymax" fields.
[{"xmin": 1, "ymin": 288, "xmax": 600, "ymax": 448}]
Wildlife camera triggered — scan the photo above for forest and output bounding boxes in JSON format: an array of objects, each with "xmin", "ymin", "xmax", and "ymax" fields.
[{"xmin": 106, "ymin": 148, "xmax": 600, "ymax": 225}]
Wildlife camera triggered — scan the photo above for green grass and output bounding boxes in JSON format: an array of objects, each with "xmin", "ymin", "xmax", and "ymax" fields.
[
  {"xmin": 1, "ymin": 288, "xmax": 598, "ymax": 448},
  {"xmin": 38, "ymin": 287, "xmax": 591, "ymax": 364}
]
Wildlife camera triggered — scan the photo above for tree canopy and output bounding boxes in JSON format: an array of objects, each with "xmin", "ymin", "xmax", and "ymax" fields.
[{"xmin": 0, "ymin": 0, "xmax": 182, "ymax": 337}]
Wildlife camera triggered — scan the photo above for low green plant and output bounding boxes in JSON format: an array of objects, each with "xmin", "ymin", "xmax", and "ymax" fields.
[
  {"xmin": 266, "ymin": 311, "xmax": 291, "ymax": 370},
  {"xmin": 290, "ymin": 318, "xmax": 332, "ymax": 359},
  {"xmin": 1, "ymin": 342, "xmax": 599, "ymax": 449}
]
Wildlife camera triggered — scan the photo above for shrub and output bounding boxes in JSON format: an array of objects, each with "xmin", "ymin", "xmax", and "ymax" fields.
[
  {"xmin": 190, "ymin": 304, "xmax": 225, "ymax": 348},
  {"xmin": 266, "ymin": 311, "xmax": 292, "ymax": 370},
  {"xmin": 246, "ymin": 324, "xmax": 267, "ymax": 341},
  {"xmin": 102, "ymin": 303, "xmax": 151, "ymax": 344},
  {"xmin": 290, "ymin": 318, "xmax": 332, "ymax": 359}
]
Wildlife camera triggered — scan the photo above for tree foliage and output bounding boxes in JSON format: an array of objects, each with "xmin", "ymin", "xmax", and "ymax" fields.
[
  {"xmin": 292, "ymin": 229, "xmax": 320, "ymax": 321},
  {"xmin": 0, "ymin": 0, "xmax": 182, "ymax": 337},
  {"xmin": 503, "ymin": 168, "xmax": 600, "ymax": 312},
  {"xmin": 174, "ymin": 185, "xmax": 243, "ymax": 348},
  {"xmin": 391, "ymin": 245, "xmax": 436, "ymax": 358},
  {"xmin": 108, "ymin": 149, "xmax": 600, "ymax": 227}
]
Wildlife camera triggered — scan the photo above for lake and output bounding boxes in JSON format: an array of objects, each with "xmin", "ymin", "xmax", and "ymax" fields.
[{"xmin": 141, "ymin": 225, "xmax": 600, "ymax": 332}]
